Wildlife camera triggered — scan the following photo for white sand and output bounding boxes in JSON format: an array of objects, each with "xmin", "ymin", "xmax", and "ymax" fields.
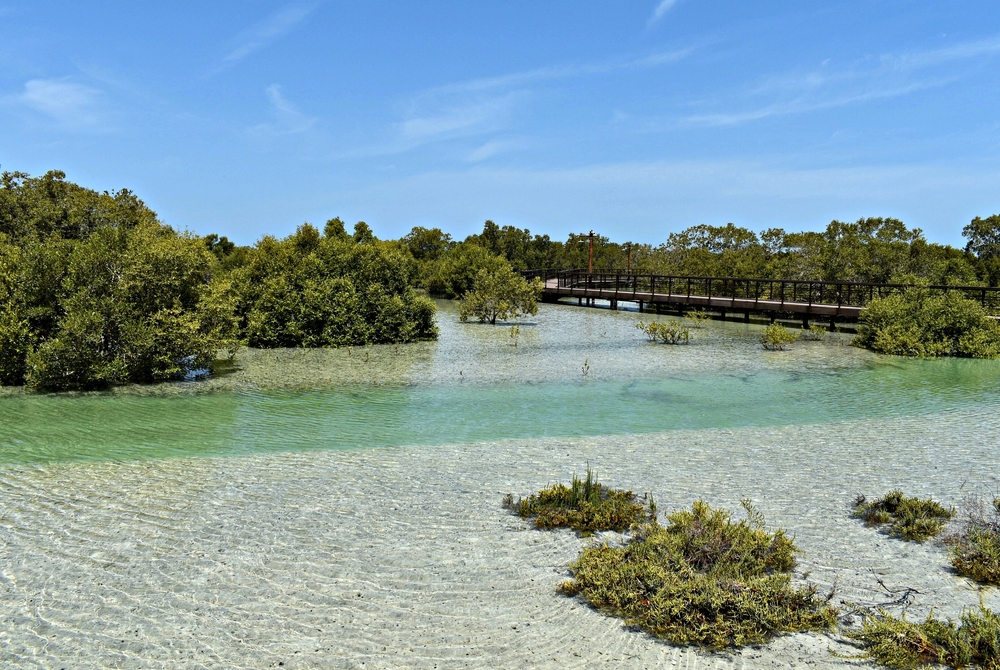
[{"xmin": 0, "ymin": 406, "xmax": 997, "ymax": 668}]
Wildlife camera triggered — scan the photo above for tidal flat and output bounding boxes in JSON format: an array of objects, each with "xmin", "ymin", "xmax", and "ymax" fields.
[{"xmin": 0, "ymin": 300, "xmax": 998, "ymax": 668}]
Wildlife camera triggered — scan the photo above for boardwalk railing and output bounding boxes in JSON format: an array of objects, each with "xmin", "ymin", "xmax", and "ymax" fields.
[{"xmin": 521, "ymin": 269, "xmax": 1000, "ymax": 315}]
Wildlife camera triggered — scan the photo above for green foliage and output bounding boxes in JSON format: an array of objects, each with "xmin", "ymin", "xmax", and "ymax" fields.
[
  {"xmin": 637, "ymin": 218, "xmax": 981, "ymax": 285},
  {"xmin": 559, "ymin": 500, "xmax": 837, "ymax": 649},
  {"xmin": 846, "ymin": 606, "xmax": 1000, "ymax": 669},
  {"xmin": 465, "ymin": 219, "xmax": 563, "ymax": 271},
  {"xmin": 949, "ymin": 497, "xmax": 1000, "ymax": 585},
  {"xmin": 230, "ymin": 224, "xmax": 436, "ymax": 348},
  {"xmin": 502, "ymin": 468, "xmax": 651, "ymax": 533},
  {"xmin": 636, "ymin": 320, "xmax": 690, "ymax": 344},
  {"xmin": 853, "ymin": 491, "xmax": 955, "ymax": 542},
  {"xmin": 426, "ymin": 242, "xmax": 509, "ymax": 298},
  {"xmin": 0, "ymin": 170, "xmax": 237, "ymax": 390},
  {"xmin": 760, "ymin": 323, "xmax": 799, "ymax": 350},
  {"xmin": 855, "ymin": 288, "xmax": 1000, "ymax": 358},
  {"xmin": 402, "ymin": 226, "xmax": 453, "ymax": 262},
  {"xmin": 801, "ymin": 323, "xmax": 827, "ymax": 340},
  {"xmin": 458, "ymin": 262, "xmax": 542, "ymax": 325},
  {"xmin": 684, "ymin": 309, "xmax": 711, "ymax": 328}
]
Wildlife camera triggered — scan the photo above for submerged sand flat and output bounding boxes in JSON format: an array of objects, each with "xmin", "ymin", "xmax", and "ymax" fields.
[{"xmin": 1, "ymin": 406, "xmax": 998, "ymax": 669}]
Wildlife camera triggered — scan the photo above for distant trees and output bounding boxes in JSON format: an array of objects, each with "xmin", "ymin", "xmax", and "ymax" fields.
[{"xmin": 964, "ymin": 214, "xmax": 1000, "ymax": 286}]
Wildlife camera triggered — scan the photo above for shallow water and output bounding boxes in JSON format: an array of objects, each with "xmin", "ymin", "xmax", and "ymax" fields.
[
  {"xmin": 2, "ymin": 300, "xmax": 1000, "ymax": 463},
  {"xmin": 2, "ymin": 300, "xmax": 1000, "ymax": 668}
]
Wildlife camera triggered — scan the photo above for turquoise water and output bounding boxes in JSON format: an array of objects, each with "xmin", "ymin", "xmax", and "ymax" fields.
[{"xmin": 2, "ymin": 300, "xmax": 1000, "ymax": 463}]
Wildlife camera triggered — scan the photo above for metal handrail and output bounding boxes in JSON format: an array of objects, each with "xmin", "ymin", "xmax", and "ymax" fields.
[{"xmin": 519, "ymin": 269, "xmax": 1000, "ymax": 311}]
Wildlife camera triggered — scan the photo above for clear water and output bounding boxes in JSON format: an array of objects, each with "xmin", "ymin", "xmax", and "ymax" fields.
[
  {"xmin": 2, "ymin": 299, "xmax": 999, "ymax": 464},
  {"xmin": 3, "ymin": 299, "xmax": 1000, "ymax": 668}
]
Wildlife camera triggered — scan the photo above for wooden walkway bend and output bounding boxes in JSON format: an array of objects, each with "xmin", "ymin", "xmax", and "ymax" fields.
[{"xmin": 522, "ymin": 270, "xmax": 1000, "ymax": 326}]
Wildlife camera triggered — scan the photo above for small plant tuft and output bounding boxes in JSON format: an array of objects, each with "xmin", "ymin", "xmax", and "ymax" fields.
[
  {"xmin": 684, "ymin": 309, "xmax": 711, "ymax": 328},
  {"xmin": 845, "ymin": 605, "xmax": 1000, "ymax": 669},
  {"xmin": 801, "ymin": 323, "xmax": 827, "ymax": 341},
  {"xmin": 948, "ymin": 497, "xmax": 1000, "ymax": 585},
  {"xmin": 559, "ymin": 500, "xmax": 837, "ymax": 649},
  {"xmin": 503, "ymin": 467, "xmax": 652, "ymax": 533},
  {"xmin": 636, "ymin": 320, "xmax": 690, "ymax": 345},
  {"xmin": 760, "ymin": 323, "xmax": 799, "ymax": 350},
  {"xmin": 854, "ymin": 491, "xmax": 955, "ymax": 542}
]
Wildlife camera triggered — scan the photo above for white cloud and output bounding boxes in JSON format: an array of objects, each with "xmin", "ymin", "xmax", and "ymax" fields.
[
  {"xmin": 649, "ymin": 0, "xmax": 681, "ymax": 25},
  {"xmin": 249, "ymin": 84, "xmax": 316, "ymax": 136},
  {"xmin": 17, "ymin": 79, "xmax": 103, "ymax": 127},
  {"xmin": 217, "ymin": 3, "xmax": 318, "ymax": 69}
]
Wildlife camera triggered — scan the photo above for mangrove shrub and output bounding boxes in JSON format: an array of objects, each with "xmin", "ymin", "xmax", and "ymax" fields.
[
  {"xmin": 503, "ymin": 469, "xmax": 652, "ymax": 533},
  {"xmin": 855, "ymin": 287, "xmax": 1000, "ymax": 358},
  {"xmin": 0, "ymin": 170, "xmax": 237, "ymax": 390},
  {"xmin": 458, "ymin": 262, "xmax": 542, "ymax": 325},
  {"xmin": 230, "ymin": 223, "xmax": 437, "ymax": 347},
  {"xmin": 560, "ymin": 500, "xmax": 837, "ymax": 649},
  {"xmin": 853, "ymin": 491, "xmax": 955, "ymax": 542}
]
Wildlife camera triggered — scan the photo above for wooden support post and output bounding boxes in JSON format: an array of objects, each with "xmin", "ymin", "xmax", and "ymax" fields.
[
  {"xmin": 719, "ymin": 309, "xmax": 726, "ymax": 321},
  {"xmin": 829, "ymin": 315, "xmax": 836, "ymax": 332},
  {"xmin": 578, "ymin": 297, "xmax": 582, "ymax": 306},
  {"xmin": 769, "ymin": 312, "xmax": 776, "ymax": 324},
  {"xmin": 802, "ymin": 316, "xmax": 809, "ymax": 329},
  {"xmin": 744, "ymin": 310, "xmax": 750, "ymax": 323},
  {"xmin": 610, "ymin": 299, "xmax": 617, "ymax": 310},
  {"xmin": 638, "ymin": 300, "xmax": 644, "ymax": 312}
]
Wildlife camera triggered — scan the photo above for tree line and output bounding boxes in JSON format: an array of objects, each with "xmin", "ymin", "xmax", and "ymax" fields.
[
  {"xmin": 0, "ymin": 171, "xmax": 435, "ymax": 390},
  {"xmin": 404, "ymin": 216, "xmax": 1000, "ymax": 289},
  {"xmin": 3, "ymin": 169, "xmax": 999, "ymax": 390}
]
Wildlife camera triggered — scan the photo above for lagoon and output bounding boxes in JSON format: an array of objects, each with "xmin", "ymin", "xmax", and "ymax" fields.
[{"xmin": 1, "ymin": 300, "xmax": 999, "ymax": 668}]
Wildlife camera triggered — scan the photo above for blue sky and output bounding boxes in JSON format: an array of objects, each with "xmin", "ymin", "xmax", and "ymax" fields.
[{"xmin": 2, "ymin": 1, "xmax": 999, "ymax": 247}]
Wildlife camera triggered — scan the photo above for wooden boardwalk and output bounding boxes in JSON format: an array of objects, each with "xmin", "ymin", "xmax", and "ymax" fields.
[{"xmin": 526, "ymin": 270, "xmax": 1000, "ymax": 324}]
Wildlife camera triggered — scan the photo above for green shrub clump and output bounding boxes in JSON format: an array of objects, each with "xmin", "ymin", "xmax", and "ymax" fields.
[
  {"xmin": 760, "ymin": 323, "xmax": 799, "ymax": 350},
  {"xmin": 559, "ymin": 500, "xmax": 837, "ymax": 649},
  {"xmin": 636, "ymin": 320, "xmax": 690, "ymax": 344},
  {"xmin": 949, "ymin": 497, "xmax": 1000, "ymax": 586},
  {"xmin": 458, "ymin": 261, "xmax": 543, "ymax": 325},
  {"xmin": 230, "ymin": 222, "xmax": 437, "ymax": 347},
  {"xmin": 503, "ymin": 468, "xmax": 652, "ymax": 533},
  {"xmin": 846, "ymin": 606, "xmax": 1000, "ymax": 669},
  {"xmin": 854, "ymin": 491, "xmax": 955, "ymax": 542},
  {"xmin": 855, "ymin": 287, "xmax": 1000, "ymax": 358},
  {"xmin": 0, "ymin": 170, "xmax": 238, "ymax": 389}
]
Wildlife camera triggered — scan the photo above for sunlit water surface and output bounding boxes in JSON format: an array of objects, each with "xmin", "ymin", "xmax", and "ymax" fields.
[
  {"xmin": 2, "ymin": 300, "xmax": 1000, "ymax": 668},
  {"xmin": 2, "ymin": 300, "xmax": 999, "ymax": 463}
]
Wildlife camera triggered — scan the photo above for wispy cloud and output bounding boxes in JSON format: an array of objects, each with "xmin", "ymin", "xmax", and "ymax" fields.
[
  {"xmin": 216, "ymin": 3, "xmax": 318, "ymax": 71},
  {"xmin": 420, "ymin": 48, "xmax": 693, "ymax": 98},
  {"xmin": 648, "ymin": 0, "xmax": 681, "ymax": 25},
  {"xmin": 400, "ymin": 94, "xmax": 519, "ymax": 142},
  {"xmin": 341, "ymin": 46, "xmax": 693, "ymax": 158},
  {"xmin": 15, "ymin": 78, "xmax": 104, "ymax": 128},
  {"xmin": 671, "ymin": 34, "xmax": 1000, "ymax": 127},
  {"xmin": 249, "ymin": 84, "xmax": 316, "ymax": 136},
  {"xmin": 467, "ymin": 139, "xmax": 523, "ymax": 163}
]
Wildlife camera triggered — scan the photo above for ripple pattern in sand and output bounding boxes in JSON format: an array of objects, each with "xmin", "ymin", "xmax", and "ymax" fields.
[{"xmin": 0, "ymin": 408, "xmax": 998, "ymax": 668}]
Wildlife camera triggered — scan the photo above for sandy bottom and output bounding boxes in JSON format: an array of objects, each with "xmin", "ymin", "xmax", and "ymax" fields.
[{"xmin": 1, "ymin": 407, "xmax": 998, "ymax": 669}]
